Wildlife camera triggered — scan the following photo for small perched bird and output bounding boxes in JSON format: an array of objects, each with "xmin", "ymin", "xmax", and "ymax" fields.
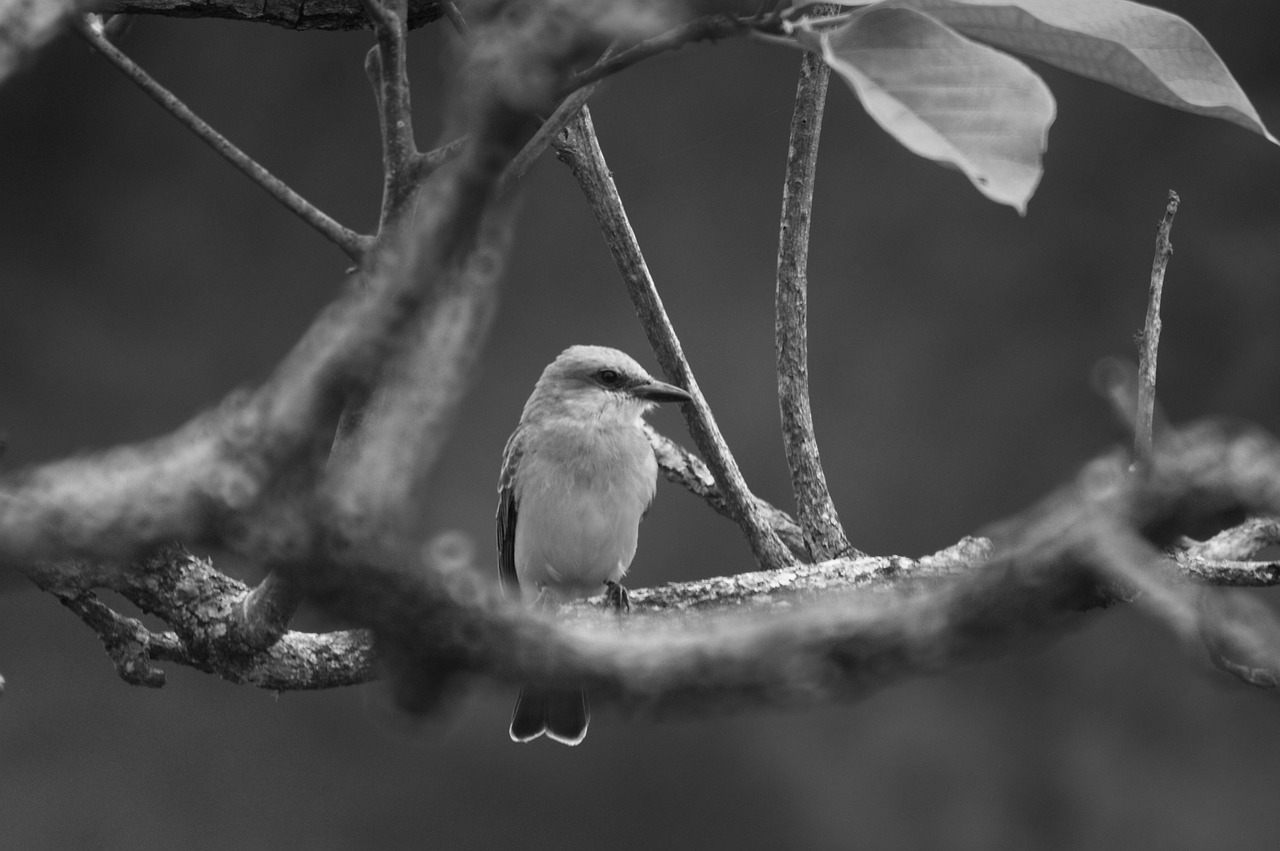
[{"xmin": 497, "ymin": 345, "xmax": 691, "ymax": 745}]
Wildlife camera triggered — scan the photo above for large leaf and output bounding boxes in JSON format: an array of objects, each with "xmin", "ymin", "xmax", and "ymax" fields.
[
  {"xmin": 881, "ymin": 0, "xmax": 1276, "ymax": 143},
  {"xmin": 797, "ymin": 6, "xmax": 1055, "ymax": 212}
]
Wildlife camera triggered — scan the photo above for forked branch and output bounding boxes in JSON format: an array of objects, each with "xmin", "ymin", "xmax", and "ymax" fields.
[{"xmin": 556, "ymin": 106, "xmax": 798, "ymax": 572}]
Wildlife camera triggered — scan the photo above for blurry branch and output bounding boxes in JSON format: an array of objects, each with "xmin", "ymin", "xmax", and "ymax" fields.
[
  {"xmin": 1134, "ymin": 190, "xmax": 1179, "ymax": 468},
  {"xmin": 556, "ymin": 106, "xmax": 798, "ymax": 572},
  {"xmin": 279, "ymin": 422, "xmax": 1280, "ymax": 712},
  {"xmin": 92, "ymin": 0, "xmax": 448, "ymax": 30},
  {"xmin": 775, "ymin": 36, "xmax": 856, "ymax": 561},
  {"xmin": 8, "ymin": 0, "xmax": 1280, "ymax": 719},
  {"xmin": 0, "ymin": 0, "xmax": 76, "ymax": 86},
  {"xmin": 75, "ymin": 16, "xmax": 372, "ymax": 261}
]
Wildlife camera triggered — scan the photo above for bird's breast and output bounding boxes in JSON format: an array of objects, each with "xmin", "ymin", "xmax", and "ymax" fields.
[{"xmin": 513, "ymin": 423, "xmax": 657, "ymax": 599}]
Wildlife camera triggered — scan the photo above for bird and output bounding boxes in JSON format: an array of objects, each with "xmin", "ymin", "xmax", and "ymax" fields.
[{"xmin": 496, "ymin": 344, "xmax": 691, "ymax": 745}]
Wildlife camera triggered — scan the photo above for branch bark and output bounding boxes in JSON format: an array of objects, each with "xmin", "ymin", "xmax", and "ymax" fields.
[
  {"xmin": 776, "ymin": 41, "xmax": 855, "ymax": 561},
  {"xmin": 556, "ymin": 106, "xmax": 798, "ymax": 572},
  {"xmin": 95, "ymin": 0, "xmax": 447, "ymax": 30},
  {"xmin": 76, "ymin": 17, "xmax": 371, "ymax": 261},
  {"xmin": 1135, "ymin": 190, "xmax": 1180, "ymax": 466}
]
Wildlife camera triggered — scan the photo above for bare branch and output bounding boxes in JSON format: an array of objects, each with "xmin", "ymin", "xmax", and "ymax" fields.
[
  {"xmin": 556, "ymin": 106, "xmax": 798, "ymax": 572},
  {"xmin": 27, "ymin": 547, "xmax": 377, "ymax": 689},
  {"xmin": 499, "ymin": 74, "xmax": 606, "ymax": 195},
  {"xmin": 563, "ymin": 14, "xmax": 761, "ymax": 95},
  {"xmin": 776, "ymin": 42, "xmax": 856, "ymax": 561},
  {"xmin": 1135, "ymin": 190, "xmax": 1180, "ymax": 466},
  {"xmin": 362, "ymin": 0, "xmax": 421, "ymax": 233},
  {"xmin": 94, "ymin": 0, "xmax": 448, "ymax": 31},
  {"xmin": 645, "ymin": 424, "xmax": 811, "ymax": 561},
  {"xmin": 75, "ymin": 17, "xmax": 371, "ymax": 262}
]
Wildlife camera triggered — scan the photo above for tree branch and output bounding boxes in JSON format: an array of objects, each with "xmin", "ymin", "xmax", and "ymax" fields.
[
  {"xmin": 75, "ymin": 16, "xmax": 371, "ymax": 262},
  {"xmin": 95, "ymin": 0, "xmax": 448, "ymax": 31},
  {"xmin": 280, "ymin": 420, "xmax": 1280, "ymax": 715},
  {"xmin": 362, "ymin": 0, "xmax": 421, "ymax": 233},
  {"xmin": 562, "ymin": 14, "xmax": 761, "ymax": 95},
  {"xmin": 776, "ymin": 39, "xmax": 856, "ymax": 561},
  {"xmin": 28, "ymin": 546, "xmax": 378, "ymax": 689},
  {"xmin": 556, "ymin": 106, "xmax": 798, "ymax": 572},
  {"xmin": 1135, "ymin": 190, "xmax": 1179, "ymax": 466},
  {"xmin": 645, "ymin": 424, "xmax": 811, "ymax": 561}
]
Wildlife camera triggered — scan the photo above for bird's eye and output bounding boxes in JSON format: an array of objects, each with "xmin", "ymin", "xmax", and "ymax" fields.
[{"xmin": 597, "ymin": 368, "xmax": 622, "ymax": 386}]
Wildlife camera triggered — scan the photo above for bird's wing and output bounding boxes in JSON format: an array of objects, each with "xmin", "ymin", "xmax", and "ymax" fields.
[{"xmin": 496, "ymin": 430, "xmax": 522, "ymax": 595}]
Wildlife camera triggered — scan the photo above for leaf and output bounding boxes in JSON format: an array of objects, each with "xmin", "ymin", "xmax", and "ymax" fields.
[
  {"xmin": 885, "ymin": 0, "xmax": 1277, "ymax": 143},
  {"xmin": 797, "ymin": 6, "xmax": 1055, "ymax": 212}
]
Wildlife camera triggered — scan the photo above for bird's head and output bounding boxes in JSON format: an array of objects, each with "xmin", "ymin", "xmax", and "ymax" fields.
[{"xmin": 524, "ymin": 345, "xmax": 692, "ymax": 425}]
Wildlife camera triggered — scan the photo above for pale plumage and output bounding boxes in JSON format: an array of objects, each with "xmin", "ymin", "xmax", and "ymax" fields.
[{"xmin": 497, "ymin": 345, "xmax": 690, "ymax": 744}]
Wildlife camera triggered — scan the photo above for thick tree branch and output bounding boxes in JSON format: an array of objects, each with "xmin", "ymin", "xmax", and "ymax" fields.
[
  {"xmin": 563, "ymin": 13, "xmax": 761, "ymax": 95},
  {"xmin": 281, "ymin": 420, "xmax": 1280, "ymax": 714},
  {"xmin": 28, "ymin": 546, "xmax": 377, "ymax": 688},
  {"xmin": 95, "ymin": 0, "xmax": 447, "ymax": 30},
  {"xmin": 645, "ymin": 424, "xmax": 811, "ymax": 561},
  {"xmin": 556, "ymin": 106, "xmax": 797, "ymax": 572}
]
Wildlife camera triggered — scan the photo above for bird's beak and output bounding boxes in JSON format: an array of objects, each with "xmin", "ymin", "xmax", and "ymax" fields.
[{"xmin": 632, "ymin": 378, "xmax": 693, "ymax": 404}]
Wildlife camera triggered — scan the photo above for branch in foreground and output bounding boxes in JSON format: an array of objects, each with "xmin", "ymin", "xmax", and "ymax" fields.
[
  {"xmin": 556, "ymin": 106, "xmax": 797, "ymax": 572},
  {"xmin": 76, "ymin": 17, "xmax": 371, "ymax": 262},
  {"xmin": 775, "ymin": 41, "xmax": 855, "ymax": 561}
]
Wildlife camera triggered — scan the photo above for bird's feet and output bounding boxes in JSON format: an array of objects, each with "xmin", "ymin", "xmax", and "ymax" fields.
[{"xmin": 603, "ymin": 580, "xmax": 631, "ymax": 613}]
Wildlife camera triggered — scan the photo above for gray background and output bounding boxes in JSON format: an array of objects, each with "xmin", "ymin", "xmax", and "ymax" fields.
[{"xmin": 3, "ymin": 3, "xmax": 1280, "ymax": 848}]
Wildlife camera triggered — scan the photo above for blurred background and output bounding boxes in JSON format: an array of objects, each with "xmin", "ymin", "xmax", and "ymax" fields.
[{"xmin": 2, "ymin": 2, "xmax": 1280, "ymax": 848}]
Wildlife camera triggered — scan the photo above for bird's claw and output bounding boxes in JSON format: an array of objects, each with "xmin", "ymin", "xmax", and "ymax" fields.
[{"xmin": 603, "ymin": 580, "xmax": 630, "ymax": 613}]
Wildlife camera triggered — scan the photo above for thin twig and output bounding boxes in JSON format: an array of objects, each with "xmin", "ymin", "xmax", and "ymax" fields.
[
  {"xmin": 1135, "ymin": 190, "xmax": 1180, "ymax": 466},
  {"xmin": 75, "ymin": 17, "xmax": 371, "ymax": 262},
  {"xmin": 499, "ymin": 80, "xmax": 603, "ymax": 195},
  {"xmin": 644, "ymin": 424, "xmax": 811, "ymax": 560},
  {"xmin": 416, "ymin": 135, "xmax": 471, "ymax": 176},
  {"xmin": 776, "ymin": 42, "xmax": 856, "ymax": 561},
  {"xmin": 556, "ymin": 106, "xmax": 797, "ymax": 571},
  {"xmin": 563, "ymin": 14, "xmax": 759, "ymax": 96},
  {"xmin": 442, "ymin": 0, "xmax": 469, "ymax": 36}
]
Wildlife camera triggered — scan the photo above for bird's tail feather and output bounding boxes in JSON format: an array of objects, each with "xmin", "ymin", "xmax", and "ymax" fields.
[{"xmin": 509, "ymin": 686, "xmax": 589, "ymax": 746}]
